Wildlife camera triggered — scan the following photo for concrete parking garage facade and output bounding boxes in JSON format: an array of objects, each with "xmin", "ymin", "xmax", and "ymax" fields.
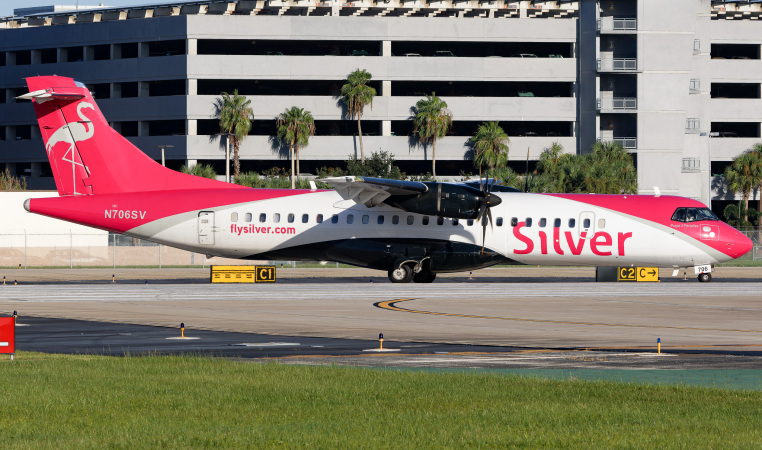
[{"xmin": 1, "ymin": 0, "xmax": 760, "ymax": 212}]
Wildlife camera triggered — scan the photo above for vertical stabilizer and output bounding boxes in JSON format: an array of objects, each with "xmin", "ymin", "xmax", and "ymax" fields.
[{"xmin": 21, "ymin": 76, "xmax": 236, "ymax": 195}]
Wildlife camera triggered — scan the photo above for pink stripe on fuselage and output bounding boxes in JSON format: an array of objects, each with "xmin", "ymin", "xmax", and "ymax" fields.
[{"xmin": 29, "ymin": 188, "xmax": 320, "ymax": 234}]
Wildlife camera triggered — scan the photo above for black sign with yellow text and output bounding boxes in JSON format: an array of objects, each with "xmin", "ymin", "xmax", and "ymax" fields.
[
  {"xmin": 255, "ymin": 266, "xmax": 277, "ymax": 283},
  {"xmin": 617, "ymin": 267, "xmax": 659, "ymax": 282}
]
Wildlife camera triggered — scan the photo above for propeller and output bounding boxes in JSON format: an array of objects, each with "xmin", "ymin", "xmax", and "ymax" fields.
[{"xmin": 476, "ymin": 177, "xmax": 502, "ymax": 254}]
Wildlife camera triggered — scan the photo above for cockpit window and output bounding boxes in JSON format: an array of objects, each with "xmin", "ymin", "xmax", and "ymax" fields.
[{"xmin": 671, "ymin": 207, "xmax": 718, "ymax": 222}]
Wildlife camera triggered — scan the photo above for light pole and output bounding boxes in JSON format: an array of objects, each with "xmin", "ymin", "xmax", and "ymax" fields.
[{"xmin": 155, "ymin": 145, "xmax": 174, "ymax": 167}]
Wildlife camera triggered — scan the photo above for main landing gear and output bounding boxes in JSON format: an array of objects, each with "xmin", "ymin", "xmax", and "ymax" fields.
[
  {"xmin": 387, "ymin": 260, "xmax": 437, "ymax": 283},
  {"xmin": 388, "ymin": 265, "xmax": 414, "ymax": 283},
  {"xmin": 698, "ymin": 272, "xmax": 712, "ymax": 283}
]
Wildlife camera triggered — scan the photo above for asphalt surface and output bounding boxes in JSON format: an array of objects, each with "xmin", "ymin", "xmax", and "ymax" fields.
[{"xmin": 3, "ymin": 267, "xmax": 762, "ymax": 376}]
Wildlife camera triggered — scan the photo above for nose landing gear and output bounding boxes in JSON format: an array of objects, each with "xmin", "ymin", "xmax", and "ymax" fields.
[{"xmin": 698, "ymin": 272, "xmax": 712, "ymax": 283}]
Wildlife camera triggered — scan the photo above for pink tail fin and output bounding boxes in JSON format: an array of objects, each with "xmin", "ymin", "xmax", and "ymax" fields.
[{"xmin": 23, "ymin": 76, "xmax": 236, "ymax": 196}]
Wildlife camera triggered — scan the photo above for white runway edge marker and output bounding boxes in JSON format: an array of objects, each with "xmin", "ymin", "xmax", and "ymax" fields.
[
  {"xmin": 165, "ymin": 337, "xmax": 201, "ymax": 340},
  {"xmin": 363, "ymin": 348, "xmax": 401, "ymax": 353}
]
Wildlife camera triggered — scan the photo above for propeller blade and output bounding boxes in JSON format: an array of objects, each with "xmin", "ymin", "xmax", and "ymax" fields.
[
  {"xmin": 487, "ymin": 206, "xmax": 494, "ymax": 231},
  {"xmin": 481, "ymin": 215, "xmax": 487, "ymax": 254},
  {"xmin": 476, "ymin": 201, "xmax": 487, "ymax": 224}
]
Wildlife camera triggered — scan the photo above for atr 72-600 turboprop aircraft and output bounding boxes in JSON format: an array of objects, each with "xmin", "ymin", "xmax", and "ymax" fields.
[{"xmin": 19, "ymin": 76, "xmax": 752, "ymax": 283}]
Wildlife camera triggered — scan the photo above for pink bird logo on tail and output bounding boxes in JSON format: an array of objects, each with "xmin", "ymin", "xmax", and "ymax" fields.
[
  {"xmin": 45, "ymin": 101, "xmax": 95, "ymax": 155},
  {"xmin": 45, "ymin": 101, "xmax": 95, "ymax": 195}
]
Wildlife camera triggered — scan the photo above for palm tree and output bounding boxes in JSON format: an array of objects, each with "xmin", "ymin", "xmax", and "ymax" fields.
[
  {"xmin": 470, "ymin": 121, "xmax": 509, "ymax": 179},
  {"xmin": 180, "ymin": 163, "xmax": 217, "ymax": 180},
  {"xmin": 535, "ymin": 142, "xmax": 567, "ymax": 193},
  {"xmin": 725, "ymin": 150, "xmax": 762, "ymax": 222},
  {"xmin": 723, "ymin": 201, "xmax": 759, "ymax": 229},
  {"xmin": 215, "ymin": 90, "xmax": 254, "ymax": 179},
  {"xmin": 585, "ymin": 140, "xmax": 637, "ymax": 194},
  {"xmin": 413, "ymin": 92, "xmax": 452, "ymax": 178},
  {"xmin": 340, "ymin": 69, "xmax": 377, "ymax": 165},
  {"xmin": 749, "ymin": 143, "xmax": 762, "ymax": 238},
  {"xmin": 276, "ymin": 107, "xmax": 316, "ymax": 189}
]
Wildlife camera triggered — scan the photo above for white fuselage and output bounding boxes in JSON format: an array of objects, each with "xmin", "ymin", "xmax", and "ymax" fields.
[{"xmin": 129, "ymin": 191, "xmax": 726, "ymax": 268}]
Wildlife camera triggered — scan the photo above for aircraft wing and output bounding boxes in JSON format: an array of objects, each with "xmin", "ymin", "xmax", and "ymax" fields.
[{"xmin": 320, "ymin": 176, "xmax": 428, "ymax": 207}]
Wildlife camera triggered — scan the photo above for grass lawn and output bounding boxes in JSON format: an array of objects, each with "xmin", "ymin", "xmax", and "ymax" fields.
[{"xmin": 1, "ymin": 353, "xmax": 761, "ymax": 447}]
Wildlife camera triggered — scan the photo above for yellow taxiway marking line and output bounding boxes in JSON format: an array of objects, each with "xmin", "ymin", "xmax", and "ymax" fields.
[{"xmin": 374, "ymin": 298, "xmax": 762, "ymax": 334}]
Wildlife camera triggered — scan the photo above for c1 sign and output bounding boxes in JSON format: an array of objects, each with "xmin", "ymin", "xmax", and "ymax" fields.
[{"xmin": 0, "ymin": 317, "xmax": 15, "ymax": 354}]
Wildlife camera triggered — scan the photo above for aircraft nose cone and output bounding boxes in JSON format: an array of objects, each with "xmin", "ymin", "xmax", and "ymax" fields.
[{"xmin": 726, "ymin": 226, "xmax": 753, "ymax": 259}]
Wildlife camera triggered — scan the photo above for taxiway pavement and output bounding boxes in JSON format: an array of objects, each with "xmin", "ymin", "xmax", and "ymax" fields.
[{"xmin": 1, "ymin": 267, "xmax": 760, "ymax": 356}]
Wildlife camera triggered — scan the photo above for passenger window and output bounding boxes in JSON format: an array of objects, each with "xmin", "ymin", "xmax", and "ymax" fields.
[
  {"xmin": 467, "ymin": 219, "xmax": 474, "ymax": 226},
  {"xmin": 497, "ymin": 217, "xmax": 504, "ymax": 227},
  {"xmin": 259, "ymin": 213, "xmax": 266, "ymax": 223},
  {"xmin": 569, "ymin": 218, "xmax": 575, "ymax": 228},
  {"xmin": 316, "ymin": 214, "xmax": 323, "ymax": 223},
  {"xmin": 583, "ymin": 218, "xmax": 591, "ymax": 228},
  {"xmin": 598, "ymin": 218, "xmax": 606, "ymax": 229},
  {"xmin": 302, "ymin": 214, "xmax": 309, "ymax": 223},
  {"xmin": 347, "ymin": 214, "xmax": 354, "ymax": 224},
  {"xmin": 407, "ymin": 215, "xmax": 414, "ymax": 225},
  {"xmin": 453, "ymin": 218, "xmax": 459, "ymax": 226},
  {"xmin": 378, "ymin": 215, "xmax": 384, "ymax": 225},
  {"xmin": 362, "ymin": 215, "xmax": 369, "ymax": 224},
  {"xmin": 331, "ymin": 215, "xmax": 339, "ymax": 224},
  {"xmin": 539, "ymin": 218, "xmax": 546, "ymax": 227},
  {"xmin": 288, "ymin": 213, "xmax": 295, "ymax": 223},
  {"xmin": 554, "ymin": 218, "xmax": 561, "ymax": 228},
  {"xmin": 422, "ymin": 216, "xmax": 429, "ymax": 225},
  {"xmin": 525, "ymin": 218, "xmax": 532, "ymax": 227},
  {"xmin": 231, "ymin": 212, "xmax": 238, "ymax": 222},
  {"xmin": 510, "ymin": 217, "xmax": 518, "ymax": 227},
  {"xmin": 245, "ymin": 213, "xmax": 252, "ymax": 222},
  {"xmin": 274, "ymin": 213, "xmax": 280, "ymax": 223},
  {"xmin": 392, "ymin": 215, "xmax": 400, "ymax": 225},
  {"xmin": 437, "ymin": 217, "xmax": 444, "ymax": 225}
]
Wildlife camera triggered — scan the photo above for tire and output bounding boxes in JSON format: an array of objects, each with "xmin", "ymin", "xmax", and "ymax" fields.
[
  {"xmin": 412, "ymin": 271, "xmax": 437, "ymax": 283},
  {"xmin": 698, "ymin": 272, "xmax": 712, "ymax": 283},
  {"xmin": 388, "ymin": 265, "xmax": 414, "ymax": 283}
]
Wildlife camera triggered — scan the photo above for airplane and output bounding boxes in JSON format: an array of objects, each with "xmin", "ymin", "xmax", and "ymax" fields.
[{"xmin": 18, "ymin": 76, "xmax": 753, "ymax": 283}]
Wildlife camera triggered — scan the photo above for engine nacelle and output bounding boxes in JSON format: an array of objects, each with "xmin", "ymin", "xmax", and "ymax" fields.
[{"xmin": 387, "ymin": 182, "xmax": 490, "ymax": 219}]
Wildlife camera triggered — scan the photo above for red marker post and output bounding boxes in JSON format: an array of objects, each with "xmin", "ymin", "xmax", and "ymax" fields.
[{"xmin": 0, "ymin": 317, "xmax": 15, "ymax": 361}]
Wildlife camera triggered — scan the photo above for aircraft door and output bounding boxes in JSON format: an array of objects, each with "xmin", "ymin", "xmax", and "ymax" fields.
[
  {"xmin": 198, "ymin": 211, "xmax": 215, "ymax": 245},
  {"xmin": 579, "ymin": 211, "xmax": 595, "ymax": 237}
]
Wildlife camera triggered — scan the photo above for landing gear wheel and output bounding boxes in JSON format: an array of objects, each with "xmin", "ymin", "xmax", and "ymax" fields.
[
  {"xmin": 698, "ymin": 272, "xmax": 712, "ymax": 283},
  {"xmin": 388, "ymin": 265, "xmax": 414, "ymax": 283},
  {"xmin": 412, "ymin": 271, "xmax": 437, "ymax": 283}
]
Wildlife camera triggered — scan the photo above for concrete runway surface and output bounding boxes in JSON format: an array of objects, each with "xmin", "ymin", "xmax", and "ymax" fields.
[{"xmin": 2, "ymin": 267, "xmax": 761, "ymax": 371}]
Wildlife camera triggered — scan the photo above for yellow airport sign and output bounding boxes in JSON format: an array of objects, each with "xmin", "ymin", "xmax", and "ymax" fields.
[
  {"xmin": 636, "ymin": 267, "xmax": 659, "ymax": 282},
  {"xmin": 211, "ymin": 265, "xmax": 276, "ymax": 283},
  {"xmin": 617, "ymin": 267, "xmax": 659, "ymax": 282}
]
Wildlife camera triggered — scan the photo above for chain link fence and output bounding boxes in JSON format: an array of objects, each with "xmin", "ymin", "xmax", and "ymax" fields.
[{"xmin": 0, "ymin": 232, "xmax": 265, "ymax": 268}]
